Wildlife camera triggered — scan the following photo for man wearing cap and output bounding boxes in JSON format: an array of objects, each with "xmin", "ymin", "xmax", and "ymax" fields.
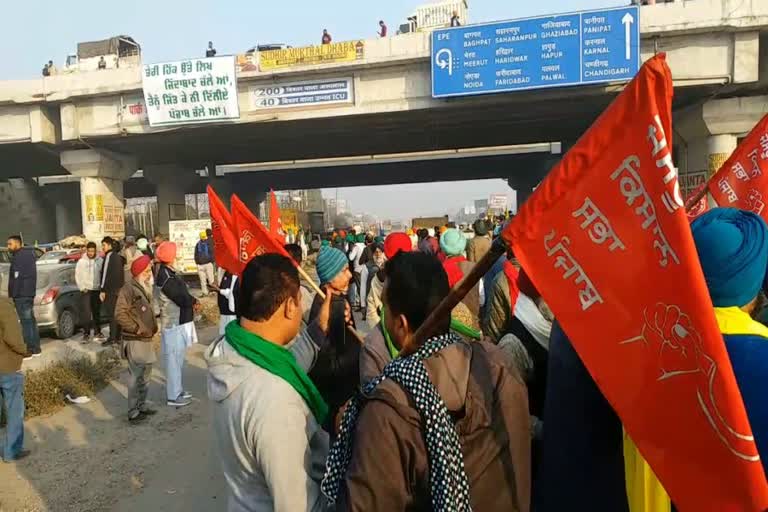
[
  {"xmin": 691, "ymin": 207, "xmax": 768, "ymax": 473},
  {"xmin": 467, "ymin": 219, "xmax": 492, "ymax": 263},
  {"xmin": 308, "ymin": 246, "xmax": 358, "ymax": 428},
  {"xmin": 441, "ymin": 228, "xmax": 483, "ymax": 329},
  {"xmin": 115, "ymin": 255, "xmax": 159, "ymax": 424},
  {"xmin": 194, "ymin": 230, "xmax": 216, "ymax": 296}
]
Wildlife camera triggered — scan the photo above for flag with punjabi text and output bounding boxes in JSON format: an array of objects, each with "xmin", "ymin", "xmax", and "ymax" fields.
[
  {"xmin": 502, "ymin": 54, "xmax": 768, "ymax": 510},
  {"xmin": 230, "ymin": 194, "xmax": 290, "ymax": 265},
  {"xmin": 206, "ymin": 186, "xmax": 244, "ymax": 275},
  {"xmin": 704, "ymin": 113, "xmax": 768, "ymax": 221}
]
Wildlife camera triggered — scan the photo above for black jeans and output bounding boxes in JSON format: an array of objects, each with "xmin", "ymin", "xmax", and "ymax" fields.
[
  {"xmin": 81, "ymin": 291, "xmax": 102, "ymax": 336},
  {"xmin": 104, "ymin": 291, "xmax": 122, "ymax": 342}
]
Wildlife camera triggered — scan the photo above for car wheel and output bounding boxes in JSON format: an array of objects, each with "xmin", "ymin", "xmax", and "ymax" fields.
[{"xmin": 55, "ymin": 308, "xmax": 76, "ymax": 339}]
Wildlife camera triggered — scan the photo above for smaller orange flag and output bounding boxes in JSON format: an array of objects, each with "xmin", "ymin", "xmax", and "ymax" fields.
[
  {"xmin": 269, "ymin": 190, "xmax": 286, "ymax": 244},
  {"xmin": 706, "ymin": 113, "xmax": 768, "ymax": 221},
  {"xmin": 206, "ymin": 186, "xmax": 243, "ymax": 275},
  {"xmin": 231, "ymin": 194, "xmax": 290, "ymax": 265}
]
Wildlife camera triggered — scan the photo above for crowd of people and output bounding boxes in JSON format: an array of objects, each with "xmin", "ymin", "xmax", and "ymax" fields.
[
  {"xmin": 3, "ymin": 205, "xmax": 767, "ymax": 509},
  {"xmin": 201, "ymin": 207, "xmax": 768, "ymax": 511}
]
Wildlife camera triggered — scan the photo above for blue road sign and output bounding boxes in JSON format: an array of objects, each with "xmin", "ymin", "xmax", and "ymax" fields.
[{"xmin": 431, "ymin": 6, "xmax": 640, "ymax": 98}]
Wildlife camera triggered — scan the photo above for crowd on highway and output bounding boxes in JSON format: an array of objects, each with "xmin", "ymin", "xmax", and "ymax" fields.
[{"xmin": 1, "ymin": 199, "xmax": 768, "ymax": 510}]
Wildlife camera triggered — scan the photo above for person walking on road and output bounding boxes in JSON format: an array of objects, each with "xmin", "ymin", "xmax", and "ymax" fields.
[
  {"xmin": 115, "ymin": 255, "xmax": 159, "ymax": 424},
  {"xmin": 156, "ymin": 242, "xmax": 199, "ymax": 408},
  {"xmin": 217, "ymin": 270, "xmax": 239, "ymax": 335},
  {"xmin": 100, "ymin": 237, "xmax": 125, "ymax": 346},
  {"xmin": 75, "ymin": 242, "xmax": 104, "ymax": 343},
  {"xmin": 466, "ymin": 219, "xmax": 492, "ymax": 263},
  {"xmin": 6, "ymin": 235, "xmax": 40, "ymax": 356},
  {"xmin": 0, "ymin": 296, "xmax": 30, "ymax": 462},
  {"xmin": 194, "ymin": 231, "xmax": 215, "ymax": 296}
]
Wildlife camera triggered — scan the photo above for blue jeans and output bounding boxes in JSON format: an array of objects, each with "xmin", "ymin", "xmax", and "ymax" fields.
[
  {"xmin": 0, "ymin": 372, "xmax": 25, "ymax": 461},
  {"xmin": 14, "ymin": 298, "xmax": 40, "ymax": 354}
]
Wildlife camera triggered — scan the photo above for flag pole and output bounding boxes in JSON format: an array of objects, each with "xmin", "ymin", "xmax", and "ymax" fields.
[
  {"xmin": 294, "ymin": 262, "xmax": 366, "ymax": 346},
  {"xmin": 410, "ymin": 237, "xmax": 509, "ymax": 350}
]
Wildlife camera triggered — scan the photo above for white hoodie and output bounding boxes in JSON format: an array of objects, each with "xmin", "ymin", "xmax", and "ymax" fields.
[{"xmin": 205, "ymin": 328, "xmax": 329, "ymax": 512}]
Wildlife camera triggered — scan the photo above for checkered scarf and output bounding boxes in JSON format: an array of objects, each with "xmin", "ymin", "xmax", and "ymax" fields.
[{"xmin": 322, "ymin": 332, "xmax": 472, "ymax": 511}]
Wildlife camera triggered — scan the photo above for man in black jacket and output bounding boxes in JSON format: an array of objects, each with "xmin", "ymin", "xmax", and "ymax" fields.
[
  {"xmin": 6, "ymin": 235, "xmax": 40, "ymax": 356},
  {"xmin": 100, "ymin": 237, "xmax": 125, "ymax": 346}
]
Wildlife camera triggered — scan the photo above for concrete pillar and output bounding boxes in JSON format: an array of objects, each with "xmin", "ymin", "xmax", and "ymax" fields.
[
  {"xmin": 43, "ymin": 182, "xmax": 82, "ymax": 240},
  {"xmin": 707, "ymin": 134, "xmax": 738, "ymax": 177},
  {"xmin": 60, "ymin": 149, "xmax": 137, "ymax": 242},
  {"xmin": 144, "ymin": 165, "xmax": 199, "ymax": 236}
]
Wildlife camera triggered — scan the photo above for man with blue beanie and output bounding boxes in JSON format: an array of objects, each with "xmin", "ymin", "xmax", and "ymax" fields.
[
  {"xmin": 691, "ymin": 207, "xmax": 768, "ymax": 477},
  {"xmin": 440, "ymin": 228, "xmax": 483, "ymax": 329},
  {"xmin": 309, "ymin": 247, "xmax": 358, "ymax": 430}
]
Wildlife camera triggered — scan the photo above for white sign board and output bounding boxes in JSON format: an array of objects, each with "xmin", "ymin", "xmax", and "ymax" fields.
[
  {"xmin": 488, "ymin": 193, "xmax": 509, "ymax": 212},
  {"xmin": 168, "ymin": 219, "xmax": 212, "ymax": 274},
  {"xmin": 142, "ymin": 56, "xmax": 240, "ymax": 127},
  {"xmin": 250, "ymin": 77, "xmax": 354, "ymax": 111}
]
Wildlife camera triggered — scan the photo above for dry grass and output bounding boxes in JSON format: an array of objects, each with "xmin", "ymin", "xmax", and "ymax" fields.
[{"xmin": 23, "ymin": 350, "xmax": 122, "ymax": 418}]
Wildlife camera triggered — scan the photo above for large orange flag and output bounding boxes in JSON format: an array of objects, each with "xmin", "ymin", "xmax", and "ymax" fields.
[
  {"xmin": 503, "ymin": 54, "xmax": 768, "ymax": 510},
  {"xmin": 231, "ymin": 194, "xmax": 290, "ymax": 265},
  {"xmin": 269, "ymin": 190, "xmax": 286, "ymax": 244},
  {"xmin": 704, "ymin": 114, "xmax": 768, "ymax": 220},
  {"xmin": 206, "ymin": 186, "xmax": 243, "ymax": 275}
]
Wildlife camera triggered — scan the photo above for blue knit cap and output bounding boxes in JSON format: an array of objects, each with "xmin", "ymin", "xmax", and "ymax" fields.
[
  {"xmin": 439, "ymin": 228, "xmax": 467, "ymax": 257},
  {"xmin": 316, "ymin": 246, "xmax": 348, "ymax": 284},
  {"xmin": 691, "ymin": 207, "xmax": 768, "ymax": 307}
]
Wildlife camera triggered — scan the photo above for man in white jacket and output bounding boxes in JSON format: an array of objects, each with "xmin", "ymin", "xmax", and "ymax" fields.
[
  {"xmin": 206, "ymin": 254, "xmax": 340, "ymax": 512},
  {"xmin": 75, "ymin": 242, "xmax": 104, "ymax": 342}
]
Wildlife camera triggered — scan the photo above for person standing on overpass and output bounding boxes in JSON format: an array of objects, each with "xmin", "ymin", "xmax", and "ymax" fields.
[
  {"xmin": 194, "ymin": 231, "xmax": 215, "ymax": 296},
  {"xmin": 6, "ymin": 235, "xmax": 40, "ymax": 356},
  {"xmin": 378, "ymin": 20, "xmax": 388, "ymax": 38},
  {"xmin": 206, "ymin": 41, "xmax": 217, "ymax": 58},
  {"xmin": 322, "ymin": 29, "xmax": 332, "ymax": 45}
]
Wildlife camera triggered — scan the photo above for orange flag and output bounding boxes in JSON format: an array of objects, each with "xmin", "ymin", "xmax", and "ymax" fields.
[
  {"xmin": 231, "ymin": 194, "xmax": 290, "ymax": 265},
  {"xmin": 705, "ymin": 113, "xmax": 768, "ymax": 220},
  {"xmin": 502, "ymin": 54, "xmax": 768, "ymax": 510},
  {"xmin": 206, "ymin": 186, "xmax": 243, "ymax": 275},
  {"xmin": 269, "ymin": 190, "xmax": 286, "ymax": 244}
]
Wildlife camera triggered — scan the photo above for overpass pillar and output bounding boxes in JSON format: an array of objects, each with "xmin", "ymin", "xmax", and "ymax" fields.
[
  {"xmin": 143, "ymin": 165, "xmax": 199, "ymax": 236},
  {"xmin": 707, "ymin": 134, "xmax": 738, "ymax": 177},
  {"xmin": 60, "ymin": 149, "xmax": 137, "ymax": 242}
]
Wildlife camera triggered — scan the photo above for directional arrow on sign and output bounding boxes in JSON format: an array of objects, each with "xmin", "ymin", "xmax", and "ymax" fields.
[
  {"xmin": 435, "ymin": 48, "xmax": 453, "ymax": 75},
  {"xmin": 622, "ymin": 12, "xmax": 635, "ymax": 60}
]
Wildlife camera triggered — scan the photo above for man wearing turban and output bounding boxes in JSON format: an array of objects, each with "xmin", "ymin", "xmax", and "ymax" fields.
[{"xmin": 692, "ymin": 207, "xmax": 768, "ymax": 476}]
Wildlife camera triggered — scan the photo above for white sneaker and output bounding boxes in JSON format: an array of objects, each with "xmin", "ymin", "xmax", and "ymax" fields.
[
  {"xmin": 167, "ymin": 398, "xmax": 191, "ymax": 408},
  {"xmin": 32, "ymin": 353, "xmax": 42, "ymax": 358}
]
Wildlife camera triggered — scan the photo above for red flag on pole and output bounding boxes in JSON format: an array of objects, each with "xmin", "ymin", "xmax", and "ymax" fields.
[
  {"xmin": 502, "ymin": 54, "xmax": 768, "ymax": 510},
  {"xmin": 231, "ymin": 194, "xmax": 290, "ymax": 264},
  {"xmin": 269, "ymin": 190, "xmax": 286, "ymax": 244},
  {"xmin": 704, "ymin": 114, "xmax": 768, "ymax": 220},
  {"xmin": 206, "ymin": 186, "xmax": 243, "ymax": 275}
]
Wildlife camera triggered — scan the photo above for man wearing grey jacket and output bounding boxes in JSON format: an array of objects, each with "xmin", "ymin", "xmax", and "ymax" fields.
[{"xmin": 206, "ymin": 254, "xmax": 343, "ymax": 512}]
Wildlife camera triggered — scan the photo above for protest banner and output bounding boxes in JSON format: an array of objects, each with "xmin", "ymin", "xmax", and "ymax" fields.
[
  {"xmin": 269, "ymin": 190, "xmax": 286, "ymax": 244},
  {"xmin": 142, "ymin": 56, "xmax": 240, "ymax": 127},
  {"xmin": 500, "ymin": 54, "xmax": 768, "ymax": 510}
]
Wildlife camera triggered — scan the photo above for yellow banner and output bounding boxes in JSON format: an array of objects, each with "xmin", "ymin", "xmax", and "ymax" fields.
[
  {"xmin": 85, "ymin": 194, "xmax": 104, "ymax": 222},
  {"xmin": 281, "ymin": 208, "xmax": 298, "ymax": 230},
  {"xmin": 259, "ymin": 41, "xmax": 364, "ymax": 70}
]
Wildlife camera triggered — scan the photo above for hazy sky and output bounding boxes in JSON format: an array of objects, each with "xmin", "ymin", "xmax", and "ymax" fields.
[{"xmin": 3, "ymin": 0, "xmax": 625, "ymax": 219}]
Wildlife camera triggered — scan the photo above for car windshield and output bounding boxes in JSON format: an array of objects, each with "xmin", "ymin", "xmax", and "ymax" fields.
[{"xmin": 38, "ymin": 251, "xmax": 66, "ymax": 261}]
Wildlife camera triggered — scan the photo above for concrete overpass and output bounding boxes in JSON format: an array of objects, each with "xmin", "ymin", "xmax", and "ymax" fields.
[{"xmin": 1, "ymin": 0, "xmax": 767, "ymax": 241}]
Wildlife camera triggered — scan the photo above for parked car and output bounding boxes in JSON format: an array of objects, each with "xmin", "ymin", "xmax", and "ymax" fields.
[
  {"xmin": 37, "ymin": 248, "xmax": 83, "ymax": 265},
  {"xmin": 33, "ymin": 263, "xmax": 89, "ymax": 339}
]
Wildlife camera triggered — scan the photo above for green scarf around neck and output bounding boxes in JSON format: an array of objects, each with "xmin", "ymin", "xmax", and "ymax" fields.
[
  {"xmin": 225, "ymin": 321, "xmax": 329, "ymax": 424},
  {"xmin": 379, "ymin": 308, "xmax": 482, "ymax": 361}
]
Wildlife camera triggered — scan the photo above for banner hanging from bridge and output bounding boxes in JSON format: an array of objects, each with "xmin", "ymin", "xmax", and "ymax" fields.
[
  {"xmin": 258, "ymin": 41, "xmax": 364, "ymax": 71},
  {"xmin": 431, "ymin": 6, "xmax": 640, "ymax": 98},
  {"xmin": 142, "ymin": 56, "xmax": 240, "ymax": 127}
]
